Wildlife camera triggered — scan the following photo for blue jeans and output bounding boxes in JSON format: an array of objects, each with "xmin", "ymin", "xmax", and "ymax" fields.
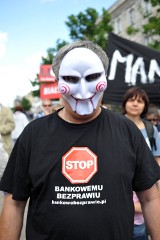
[{"xmin": 133, "ymin": 223, "xmax": 148, "ymax": 240}]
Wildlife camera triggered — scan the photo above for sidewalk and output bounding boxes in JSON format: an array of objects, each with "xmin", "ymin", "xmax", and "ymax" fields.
[{"xmin": 0, "ymin": 191, "xmax": 27, "ymax": 240}]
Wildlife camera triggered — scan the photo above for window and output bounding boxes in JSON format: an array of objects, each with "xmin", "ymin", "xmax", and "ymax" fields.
[
  {"xmin": 114, "ymin": 17, "xmax": 121, "ymax": 34},
  {"xmin": 128, "ymin": 8, "xmax": 135, "ymax": 25},
  {"xmin": 144, "ymin": 1, "xmax": 151, "ymax": 14},
  {"xmin": 144, "ymin": 36, "xmax": 152, "ymax": 45}
]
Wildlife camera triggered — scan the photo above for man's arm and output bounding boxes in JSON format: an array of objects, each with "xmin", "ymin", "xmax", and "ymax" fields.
[
  {"xmin": 154, "ymin": 157, "xmax": 160, "ymax": 189},
  {"xmin": 137, "ymin": 184, "xmax": 160, "ymax": 240},
  {"xmin": 155, "ymin": 156, "xmax": 160, "ymax": 166},
  {"xmin": 0, "ymin": 193, "xmax": 27, "ymax": 240},
  {"xmin": 134, "ymin": 201, "xmax": 142, "ymax": 213}
]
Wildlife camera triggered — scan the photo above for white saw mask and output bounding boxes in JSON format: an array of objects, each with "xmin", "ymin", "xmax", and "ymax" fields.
[{"xmin": 58, "ymin": 47, "xmax": 107, "ymax": 115}]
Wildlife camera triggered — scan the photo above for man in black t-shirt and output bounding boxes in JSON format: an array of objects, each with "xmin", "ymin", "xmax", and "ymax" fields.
[{"xmin": 0, "ymin": 41, "xmax": 160, "ymax": 240}]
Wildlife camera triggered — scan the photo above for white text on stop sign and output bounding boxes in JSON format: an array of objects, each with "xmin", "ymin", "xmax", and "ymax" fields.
[{"xmin": 66, "ymin": 160, "xmax": 93, "ymax": 169}]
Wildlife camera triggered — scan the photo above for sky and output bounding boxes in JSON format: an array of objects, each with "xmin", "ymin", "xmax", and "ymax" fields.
[{"xmin": 0, "ymin": 0, "xmax": 116, "ymax": 107}]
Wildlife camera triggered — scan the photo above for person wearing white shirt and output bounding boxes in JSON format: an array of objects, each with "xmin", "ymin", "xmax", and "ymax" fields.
[{"xmin": 11, "ymin": 105, "xmax": 29, "ymax": 144}]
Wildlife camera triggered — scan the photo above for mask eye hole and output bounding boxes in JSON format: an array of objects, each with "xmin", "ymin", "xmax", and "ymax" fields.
[
  {"xmin": 86, "ymin": 73, "xmax": 101, "ymax": 82},
  {"xmin": 62, "ymin": 76, "xmax": 79, "ymax": 83}
]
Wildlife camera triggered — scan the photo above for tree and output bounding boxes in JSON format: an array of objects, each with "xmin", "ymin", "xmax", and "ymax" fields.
[
  {"xmin": 65, "ymin": 8, "xmax": 113, "ymax": 50},
  {"xmin": 41, "ymin": 39, "xmax": 69, "ymax": 65},
  {"xmin": 36, "ymin": 8, "xmax": 112, "ymax": 68},
  {"xmin": 143, "ymin": 0, "xmax": 160, "ymax": 50},
  {"xmin": 144, "ymin": 0, "xmax": 160, "ymax": 7},
  {"xmin": 30, "ymin": 7, "xmax": 112, "ymax": 98},
  {"xmin": 30, "ymin": 39, "xmax": 69, "ymax": 98},
  {"xmin": 21, "ymin": 97, "xmax": 31, "ymax": 111},
  {"xmin": 30, "ymin": 74, "xmax": 40, "ymax": 98}
]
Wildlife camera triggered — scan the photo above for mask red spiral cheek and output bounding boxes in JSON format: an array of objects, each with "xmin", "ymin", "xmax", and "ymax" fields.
[
  {"xmin": 59, "ymin": 83, "xmax": 70, "ymax": 94},
  {"xmin": 96, "ymin": 81, "xmax": 107, "ymax": 92}
]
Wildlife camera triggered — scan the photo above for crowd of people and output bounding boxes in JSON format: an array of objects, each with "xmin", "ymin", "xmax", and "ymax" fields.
[
  {"xmin": 0, "ymin": 99, "xmax": 63, "ymax": 181},
  {"xmin": 0, "ymin": 40, "xmax": 160, "ymax": 240}
]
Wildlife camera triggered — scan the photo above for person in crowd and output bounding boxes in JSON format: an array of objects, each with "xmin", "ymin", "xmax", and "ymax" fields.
[
  {"xmin": 122, "ymin": 87, "xmax": 160, "ymax": 165},
  {"xmin": 0, "ymin": 41, "xmax": 160, "ymax": 240},
  {"xmin": 0, "ymin": 103, "xmax": 15, "ymax": 155},
  {"xmin": 11, "ymin": 105, "xmax": 29, "ymax": 144},
  {"xmin": 133, "ymin": 191, "xmax": 147, "ymax": 240},
  {"xmin": 52, "ymin": 103, "xmax": 64, "ymax": 113},
  {"xmin": 122, "ymin": 86, "xmax": 160, "ymax": 240},
  {"xmin": 36, "ymin": 99, "xmax": 53, "ymax": 118},
  {"xmin": 0, "ymin": 134, "xmax": 8, "ymax": 181},
  {"xmin": 145, "ymin": 104, "xmax": 160, "ymax": 135}
]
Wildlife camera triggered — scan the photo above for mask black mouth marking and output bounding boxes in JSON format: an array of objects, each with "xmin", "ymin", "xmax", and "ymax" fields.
[{"xmin": 71, "ymin": 93, "xmax": 96, "ymax": 102}]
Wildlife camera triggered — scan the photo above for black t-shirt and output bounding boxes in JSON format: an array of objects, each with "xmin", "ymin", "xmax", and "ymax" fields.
[{"xmin": 0, "ymin": 108, "xmax": 160, "ymax": 240}]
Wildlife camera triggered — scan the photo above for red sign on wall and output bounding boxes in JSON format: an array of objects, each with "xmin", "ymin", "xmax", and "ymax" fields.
[
  {"xmin": 40, "ymin": 83, "xmax": 61, "ymax": 99},
  {"xmin": 39, "ymin": 65, "xmax": 56, "ymax": 82}
]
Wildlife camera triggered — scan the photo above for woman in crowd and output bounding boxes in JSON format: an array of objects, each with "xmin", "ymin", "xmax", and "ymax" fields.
[{"xmin": 122, "ymin": 87, "xmax": 160, "ymax": 240}]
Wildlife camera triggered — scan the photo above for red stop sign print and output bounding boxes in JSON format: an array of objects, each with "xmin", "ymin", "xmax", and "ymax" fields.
[{"xmin": 62, "ymin": 147, "xmax": 98, "ymax": 184}]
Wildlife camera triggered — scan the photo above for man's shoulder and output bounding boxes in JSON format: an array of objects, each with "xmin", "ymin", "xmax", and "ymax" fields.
[
  {"xmin": 104, "ymin": 109, "xmax": 128, "ymax": 123},
  {"xmin": 19, "ymin": 113, "xmax": 56, "ymax": 141},
  {"xmin": 104, "ymin": 109, "xmax": 139, "ymax": 133}
]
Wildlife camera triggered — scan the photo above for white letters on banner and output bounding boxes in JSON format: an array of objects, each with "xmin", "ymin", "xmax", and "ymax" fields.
[
  {"xmin": 108, "ymin": 50, "xmax": 160, "ymax": 86},
  {"xmin": 44, "ymin": 86, "xmax": 59, "ymax": 95}
]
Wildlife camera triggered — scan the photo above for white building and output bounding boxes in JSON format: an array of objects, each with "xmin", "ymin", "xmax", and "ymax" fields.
[{"xmin": 107, "ymin": 0, "xmax": 159, "ymax": 46}]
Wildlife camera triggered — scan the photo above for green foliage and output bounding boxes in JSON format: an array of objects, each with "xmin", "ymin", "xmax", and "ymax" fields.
[
  {"xmin": 55, "ymin": 39, "xmax": 69, "ymax": 52},
  {"xmin": 36, "ymin": 8, "xmax": 113, "ymax": 68},
  {"xmin": 143, "ymin": 0, "xmax": 160, "ymax": 51},
  {"xmin": 148, "ymin": 40, "xmax": 160, "ymax": 51},
  {"xmin": 65, "ymin": 8, "xmax": 99, "ymax": 41},
  {"xmin": 21, "ymin": 97, "xmax": 31, "ymax": 111},
  {"xmin": 144, "ymin": 0, "xmax": 160, "ymax": 7},
  {"xmin": 143, "ymin": 16, "xmax": 160, "ymax": 35},
  {"xmin": 96, "ymin": 8, "xmax": 113, "ymax": 49},
  {"xmin": 30, "ymin": 74, "xmax": 40, "ymax": 97},
  {"xmin": 41, "ymin": 39, "xmax": 69, "ymax": 65},
  {"xmin": 41, "ymin": 48, "xmax": 55, "ymax": 65},
  {"xmin": 65, "ymin": 8, "xmax": 113, "ymax": 50},
  {"xmin": 126, "ymin": 26, "xmax": 139, "ymax": 35}
]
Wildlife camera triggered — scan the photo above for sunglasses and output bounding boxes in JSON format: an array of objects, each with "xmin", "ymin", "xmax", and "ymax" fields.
[
  {"xmin": 147, "ymin": 119, "xmax": 158, "ymax": 122},
  {"xmin": 43, "ymin": 104, "xmax": 52, "ymax": 107}
]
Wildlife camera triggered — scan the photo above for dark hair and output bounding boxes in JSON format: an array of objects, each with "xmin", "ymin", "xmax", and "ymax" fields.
[
  {"xmin": 146, "ymin": 104, "xmax": 159, "ymax": 116},
  {"xmin": 14, "ymin": 105, "xmax": 24, "ymax": 112},
  {"xmin": 122, "ymin": 87, "xmax": 149, "ymax": 116}
]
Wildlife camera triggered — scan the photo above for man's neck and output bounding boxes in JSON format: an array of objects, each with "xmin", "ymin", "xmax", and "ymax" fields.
[{"xmin": 58, "ymin": 107, "xmax": 102, "ymax": 124}]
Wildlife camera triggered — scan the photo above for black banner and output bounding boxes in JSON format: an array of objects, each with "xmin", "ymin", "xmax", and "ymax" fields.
[{"xmin": 103, "ymin": 33, "xmax": 160, "ymax": 106}]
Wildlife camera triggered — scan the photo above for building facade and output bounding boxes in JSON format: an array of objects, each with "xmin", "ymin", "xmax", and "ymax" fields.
[{"xmin": 107, "ymin": 0, "xmax": 159, "ymax": 46}]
